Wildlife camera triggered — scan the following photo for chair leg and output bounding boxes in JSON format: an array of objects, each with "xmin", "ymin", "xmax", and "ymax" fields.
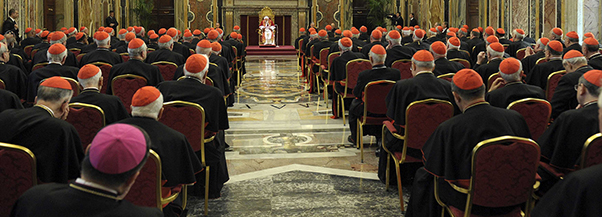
[
  {"xmin": 386, "ymin": 154, "xmax": 391, "ymax": 190},
  {"xmin": 358, "ymin": 120, "xmax": 363, "ymax": 162},
  {"xmin": 204, "ymin": 166, "xmax": 210, "ymax": 216},
  {"xmin": 395, "ymin": 162, "xmax": 405, "ymax": 212},
  {"xmin": 341, "ymin": 96, "xmax": 346, "ymax": 126},
  {"xmin": 323, "ymin": 83, "xmax": 329, "ymax": 108},
  {"xmin": 181, "ymin": 185, "xmax": 188, "ymax": 209}
]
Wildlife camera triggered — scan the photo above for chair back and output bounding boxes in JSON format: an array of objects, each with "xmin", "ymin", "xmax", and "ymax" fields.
[
  {"xmin": 298, "ymin": 39, "xmax": 304, "ymax": 54},
  {"xmin": 0, "ymin": 79, "xmax": 5, "ymax": 90},
  {"xmin": 516, "ymin": 48, "xmax": 527, "ymax": 60},
  {"xmin": 391, "ymin": 59, "xmax": 413, "ymax": 80},
  {"xmin": 40, "ymin": 77, "xmax": 80, "ymax": 98},
  {"xmin": 535, "ymin": 57, "xmax": 547, "ymax": 65},
  {"xmin": 319, "ymin": 48, "xmax": 329, "ymax": 66},
  {"xmin": 91, "ymin": 62, "xmax": 113, "ymax": 93},
  {"xmin": 449, "ymin": 58, "xmax": 471, "ymax": 69},
  {"xmin": 507, "ymin": 98, "xmax": 551, "ymax": 140},
  {"xmin": 31, "ymin": 49, "xmax": 39, "ymax": 58},
  {"xmin": 69, "ymin": 48, "xmax": 81, "ymax": 57},
  {"xmin": 344, "ymin": 59, "xmax": 371, "ymax": 92},
  {"xmin": 467, "ymin": 136, "xmax": 539, "ymax": 212},
  {"xmin": 190, "ymin": 48, "xmax": 197, "ymax": 56},
  {"xmin": 76, "ymin": 53, "xmax": 85, "ymax": 63},
  {"xmin": 111, "ymin": 74, "xmax": 148, "ymax": 113},
  {"xmin": 437, "ymin": 73, "xmax": 455, "ymax": 82},
  {"xmin": 147, "ymin": 48, "xmax": 155, "ymax": 54},
  {"xmin": 124, "ymin": 149, "xmax": 163, "ymax": 209},
  {"xmin": 120, "ymin": 53, "xmax": 130, "ymax": 62},
  {"xmin": 65, "ymin": 103, "xmax": 105, "ymax": 150},
  {"xmin": 12, "ymin": 54, "xmax": 23, "ymax": 64},
  {"xmin": 310, "ymin": 45, "xmax": 315, "ymax": 59},
  {"xmin": 205, "ymin": 77, "xmax": 214, "ymax": 86},
  {"xmin": 363, "ymin": 80, "xmax": 396, "ymax": 116},
  {"xmin": 159, "ymin": 101, "xmax": 210, "ymax": 166},
  {"xmin": 0, "ymin": 143, "xmax": 36, "ymax": 217},
  {"xmin": 546, "ymin": 70, "xmax": 566, "ymax": 101},
  {"xmin": 404, "ymin": 99, "xmax": 453, "ymax": 150},
  {"xmin": 151, "ymin": 61, "xmax": 178, "ymax": 81},
  {"xmin": 327, "ymin": 52, "xmax": 341, "ymax": 71},
  {"xmin": 581, "ymin": 133, "xmax": 602, "ymax": 169},
  {"xmin": 32, "ymin": 62, "xmax": 48, "ymax": 71},
  {"xmin": 24, "ymin": 45, "xmax": 34, "ymax": 59},
  {"xmin": 487, "ymin": 73, "xmax": 502, "ymax": 89}
]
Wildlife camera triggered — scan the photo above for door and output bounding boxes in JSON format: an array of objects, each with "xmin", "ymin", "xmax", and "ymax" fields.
[
  {"xmin": 466, "ymin": 0, "xmax": 479, "ymax": 29},
  {"xmin": 44, "ymin": 0, "xmax": 56, "ymax": 31},
  {"xmin": 150, "ymin": 0, "xmax": 174, "ymax": 30},
  {"xmin": 353, "ymin": 0, "xmax": 369, "ymax": 30}
]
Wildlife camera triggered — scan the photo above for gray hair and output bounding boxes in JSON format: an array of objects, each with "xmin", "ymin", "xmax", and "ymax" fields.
[
  {"xmin": 158, "ymin": 39, "xmax": 173, "ymax": 49},
  {"xmin": 50, "ymin": 36, "xmax": 67, "ymax": 44},
  {"xmin": 563, "ymin": 56, "xmax": 588, "ymax": 66},
  {"xmin": 411, "ymin": 58, "xmax": 435, "ymax": 69},
  {"xmin": 128, "ymin": 43, "xmax": 148, "ymax": 57},
  {"xmin": 0, "ymin": 42, "xmax": 7, "ymax": 53},
  {"xmin": 369, "ymin": 52, "xmax": 386, "ymax": 64},
  {"xmin": 131, "ymin": 93, "xmax": 164, "ymax": 119},
  {"xmin": 78, "ymin": 70, "xmax": 102, "ymax": 88},
  {"xmin": 338, "ymin": 40, "xmax": 352, "ymax": 52},
  {"xmin": 47, "ymin": 49, "xmax": 68, "ymax": 63},
  {"xmin": 513, "ymin": 30, "xmax": 524, "ymax": 40},
  {"xmin": 579, "ymin": 76, "xmax": 601, "ymax": 97},
  {"xmin": 37, "ymin": 85, "xmax": 73, "ymax": 103},
  {"xmin": 95, "ymin": 38, "xmax": 110, "ymax": 47},
  {"xmin": 487, "ymin": 46, "xmax": 504, "ymax": 58},
  {"xmin": 196, "ymin": 47, "xmax": 212, "ymax": 55},
  {"xmin": 500, "ymin": 67, "xmax": 522, "ymax": 82},
  {"xmin": 387, "ymin": 35, "xmax": 401, "ymax": 45}
]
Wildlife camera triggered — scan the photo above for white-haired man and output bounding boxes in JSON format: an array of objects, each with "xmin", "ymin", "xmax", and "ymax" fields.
[
  {"xmin": 70, "ymin": 64, "xmax": 129, "ymax": 124},
  {"xmin": 550, "ymin": 50, "xmax": 595, "ymax": 119},
  {"xmin": 527, "ymin": 40, "xmax": 565, "ymax": 89},
  {"xmin": 406, "ymin": 29, "xmax": 429, "ymax": 51},
  {"xmin": 583, "ymin": 37, "xmax": 602, "ymax": 70},
  {"xmin": 474, "ymin": 37, "xmax": 505, "ymax": 84},
  {"xmin": 145, "ymin": 35, "xmax": 185, "ymax": 65},
  {"xmin": 446, "ymin": 36, "xmax": 470, "ymax": 62},
  {"xmin": 0, "ymin": 77, "xmax": 83, "ymax": 183},
  {"xmin": 549, "ymin": 27, "xmax": 566, "ymax": 48},
  {"xmin": 521, "ymin": 37, "xmax": 550, "ymax": 75},
  {"xmin": 471, "ymin": 27, "xmax": 496, "ymax": 65},
  {"xmin": 486, "ymin": 58, "xmax": 545, "ymax": 108},
  {"xmin": 79, "ymin": 31, "xmax": 122, "ymax": 66},
  {"xmin": 430, "ymin": 41, "xmax": 464, "ymax": 76},
  {"xmin": 32, "ymin": 31, "xmax": 78, "ymax": 67},
  {"xmin": 27, "ymin": 43, "xmax": 79, "ymax": 104},
  {"xmin": 563, "ymin": 31, "xmax": 582, "ymax": 56},
  {"xmin": 107, "ymin": 39, "xmax": 164, "ymax": 95},
  {"xmin": 157, "ymin": 54, "xmax": 230, "ymax": 199},
  {"xmin": 361, "ymin": 29, "xmax": 386, "ymax": 57},
  {"xmin": 347, "ymin": 44, "xmax": 401, "ymax": 146},
  {"xmin": 507, "ymin": 29, "xmax": 530, "ymax": 58},
  {"xmin": 328, "ymin": 37, "xmax": 366, "ymax": 117},
  {"xmin": 384, "ymin": 30, "xmax": 416, "ymax": 67},
  {"xmin": 173, "ymin": 40, "xmax": 230, "ymax": 97},
  {"xmin": 117, "ymin": 86, "xmax": 203, "ymax": 215},
  {"xmin": 0, "ymin": 42, "xmax": 27, "ymax": 99}
]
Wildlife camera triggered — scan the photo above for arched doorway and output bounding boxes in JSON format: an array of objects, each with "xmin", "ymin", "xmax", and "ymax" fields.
[
  {"xmin": 44, "ymin": 0, "xmax": 56, "ymax": 31},
  {"xmin": 149, "ymin": 0, "xmax": 174, "ymax": 30}
]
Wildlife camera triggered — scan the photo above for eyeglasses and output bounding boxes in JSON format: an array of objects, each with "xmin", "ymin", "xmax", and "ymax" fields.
[{"xmin": 574, "ymin": 84, "xmax": 581, "ymax": 91}]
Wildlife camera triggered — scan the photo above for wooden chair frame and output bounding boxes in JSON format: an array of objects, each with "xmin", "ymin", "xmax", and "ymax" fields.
[
  {"xmin": 358, "ymin": 80, "xmax": 396, "ymax": 162},
  {"xmin": 545, "ymin": 70, "xmax": 566, "ymax": 100},
  {"xmin": 434, "ymin": 136, "xmax": 540, "ymax": 217},
  {"xmin": 314, "ymin": 48, "xmax": 329, "ymax": 97},
  {"xmin": 321, "ymin": 51, "xmax": 341, "ymax": 109},
  {"xmin": 381, "ymin": 98, "xmax": 453, "ymax": 212}
]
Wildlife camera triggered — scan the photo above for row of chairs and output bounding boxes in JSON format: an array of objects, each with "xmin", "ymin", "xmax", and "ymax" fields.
[{"xmin": 1, "ymin": 100, "xmax": 216, "ymax": 216}]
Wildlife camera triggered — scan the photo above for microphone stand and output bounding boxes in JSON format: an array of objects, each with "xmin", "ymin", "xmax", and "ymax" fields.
[{"xmin": 275, "ymin": 24, "xmax": 279, "ymax": 47}]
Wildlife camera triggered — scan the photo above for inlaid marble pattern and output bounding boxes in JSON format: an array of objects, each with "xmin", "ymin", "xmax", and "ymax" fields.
[
  {"xmin": 512, "ymin": 0, "xmax": 529, "ymax": 32},
  {"xmin": 317, "ymin": 0, "xmax": 339, "ymax": 28},
  {"xmin": 583, "ymin": 0, "xmax": 599, "ymax": 39},
  {"xmin": 543, "ymin": 0, "xmax": 556, "ymax": 35},
  {"xmin": 490, "ymin": 0, "xmax": 499, "ymax": 28}
]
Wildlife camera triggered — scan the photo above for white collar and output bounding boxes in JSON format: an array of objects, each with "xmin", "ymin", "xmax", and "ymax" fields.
[
  {"xmin": 35, "ymin": 104, "xmax": 55, "ymax": 117},
  {"xmin": 9, "ymin": 17, "xmax": 15, "ymax": 22},
  {"xmin": 75, "ymin": 178, "xmax": 119, "ymax": 194}
]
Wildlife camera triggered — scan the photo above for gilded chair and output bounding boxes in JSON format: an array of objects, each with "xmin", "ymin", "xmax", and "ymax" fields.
[
  {"xmin": 24, "ymin": 45, "xmax": 35, "ymax": 59},
  {"xmin": 111, "ymin": 74, "xmax": 148, "ymax": 113},
  {"xmin": 0, "ymin": 79, "xmax": 5, "ymax": 90},
  {"xmin": 545, "ymin": 70, "xmax": 566, "ymax": 101},
  {"xmin": 487, "ymin": 73, "xmax": 502, "ymax": 90},
  {"xmin": 437, "ymin": 73, "xmax": 455, "ymax": 82},
  {"xmin": 32, "ymin": 62, "xmax": 48, "ymax": 71},
  {"xmin": 0, "ymin": 143, "xmax": 36, "ymax": 217},
  {"xmin": 314, "ymin": 48, "xmax": 330, "ymax": 96},
  {"xmin": 30, "ymin": 49, "xmax": 39, "ymax": 58},
  {"xmin": 581, "ymin": 133, "xmax": 602, "ymax": 169},
  {"xmin": 381, "ymin": 99, "xmax": 454, "ymax": 211},
  {"xmin": 159, "ymin": 101, "xmax": 214, "ymax": 215},
  {"xmin": 357, "ymin": 80, "xmax": 396, "ymax": 162},
  {"xmin": 76, "ymin": 53, "xmax": 85, "ymax": 63},
  {"xmin": 434, "ymin": 136, "xmax": 540, "ymax": 217},
  {"xmin": 334, "ymin": 59, "xmax": 371, "ymax": 123},
  {"xmin": 40, "ymin": 77, "xmax": 80, "ymax": 98},
  {"xmin": 151, "ymin": 61, "xmax": 178, "ymax": 81},
  {"xmin": 69, "ymin": 48, "xmax": 81, "ymax": 57},
  {"xmin": 322, "ymin": 51, "xmax": 340, "ymax": 108},
  {"xmin": 120, "ymin": 53, "xmax": 130, "ymax": 62},
  {"xmin": 65, "ymin": 103, "xmax": 105, "ymax": 151},
  {"xmin": 391, "ymin": 59, "xmax": 413, "ymax": 80},
  {"xmin": 535, "ymin": 57, "xmax": 547, "ymax": 65},
  {"xmin": 449, "ymin": 58, "xmax": 471, "ymax": 69},
  {"xmin": 90, "ymin": 62, "xmax": 113, "ymax": 93},
  {"xmin": 516, "ymin": 48, "xmax": 527, "ymax": 60},
  {"xmin": 507, "ymin": 98, "xmax": 551, "ymax": 140}
]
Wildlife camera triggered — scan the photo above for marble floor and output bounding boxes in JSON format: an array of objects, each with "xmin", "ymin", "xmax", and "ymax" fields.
[{"xmin": 187, "ymin": 55, "xmax": 408, "ymax": 216}]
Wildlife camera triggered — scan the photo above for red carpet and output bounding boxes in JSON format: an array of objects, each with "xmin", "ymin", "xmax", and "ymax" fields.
[{"xmin": 246, "ymin": 45, "xmax": 297, "ymax": 56}]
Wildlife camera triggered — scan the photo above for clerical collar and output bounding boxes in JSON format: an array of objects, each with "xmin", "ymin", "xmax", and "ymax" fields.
[
  {"xmin": 505, "ymin": 81, "xmax": 523, "ymax": 86},
  {"xmin": 583, "ymin": 100, "xmax": 598, "ymax": 108},
  {"xmin": 372, "ymin": 64, "xmax": 386, "ymax": 69},
  {"xmin": 415, "ymin": 71, "xmax": 433, "ymax": 76},
  {"xmin": 48, "ymin": 61, "xmax": 63, "ymax": 66},
  {"xmin": 184, "ymin": 75, "xmax": 204, "ymax": 83},
  {"xmin": 464, "ymin": 101, "xmax": 489, "ymax": 113},
  {"xmin": 75, "ymin": 178, "xmax": 119, "ymax": 195},
  {"xmin": 549, "ymin": 57, "xmax": 562, "ymax": 61},
  {"xmin": 83, "ymin": 87, "xmax": 100, "ymax": 92},
  {"xmin": 34, "ymin": 104, "xmax": 55, "ymax": 117}
]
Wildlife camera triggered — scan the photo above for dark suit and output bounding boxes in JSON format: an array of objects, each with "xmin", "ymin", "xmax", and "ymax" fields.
[
  {"xmin": 405, "ymin": 41, "xmax": 430, "ymax": 51},
  {"xmin": 32, "ymin": 48, "xmax": 79, "ymax": 68},
  {"xmin": 447, "ymin": 49, "xmax": 471, "ymax": 62},
  {"xmin": 107, "ymin": 59, "xmax": 164, "ymax": 95},
  {"xmin": 20, "ymin": 37, "xmax": 41, "ymax": 49},
  {"xmin": 79, "ymin": 48, "xmax": 123, "ymax": 66},
  {"xmin": 0, "ymin": 63, "xmax": 28, "ymax": 99},
  {"xmin": 432, "ymin": 58, "xmax": 464, "ymax": 76},
  {"xmin": 2, "ymin": 17, "xmax": 20, "ymax": 42},
  {"xmin": 409, "ymin": 18, "xmax": 418, "ymax": 27},
  {"xmin": 105, "ymin": 16, "xmax": 119, "ymax": 29},
  {"xmin": 26, "ymin": 63, "xmax": 79, "ymax": 104},
  {"xmin": 0, "ymin": 88, "xmax": 23, "ymax": 113},
  {"xmin": 550, "ymin": 65, "xmax": 594, "ymax": 119},
  {"xmin": 562, "ymin": 43, "xmax": 582, "ymax": 58},
  {"xmin": 521, "ymin": 51, "xmax": 546, "ymax": 76},
  {"xmin": 526, "ymin": 59, "xmax": 564, "ymax": 90},
  {"xmin": 144, "ymin": 48, "xmax": 185, "ymax": 66},
  {"xmin": 361, "ymin": 41, "xmax": 386, "ymax": 57},
  {"xmin": 348, "ymin": 66, "xmax": 401, "ymax": 139},
  {"xmin": 507, "ymin": 40, "xmax": 530, "ymax": 58},
  {"xmin": 485, "ymin": 82, "xmax": 546, "ymax": 108}
]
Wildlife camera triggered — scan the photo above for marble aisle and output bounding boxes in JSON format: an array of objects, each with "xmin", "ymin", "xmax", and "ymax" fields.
[{"xmin": 186, "ymin": 55, "xmax": 408, "ymax": 216}]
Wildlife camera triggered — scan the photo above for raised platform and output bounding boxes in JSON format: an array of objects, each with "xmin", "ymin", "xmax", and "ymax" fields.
[{"xmin": 246, "ymin": 45, "xmax": 297, "ymax": 56}]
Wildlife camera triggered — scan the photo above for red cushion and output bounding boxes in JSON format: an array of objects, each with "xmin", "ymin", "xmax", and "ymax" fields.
[
  {"xmin": 96, "ymin": 64, "xmax": 113, "ymax": 94},
  {"xmin": 0, "ymin": 149, "xmax": 36, "ymax": 216},
  {"xmin": 155, "ymin": 64, "xmax": 178, "ymax": 81},
  {"xmin": 124, "ymin": 157, "xmax": 160, "ymax": 208},
  {"xmin": 394, "ymin": 152, "xmax": 422, "ymax": 163},
  {"xmin": 547, "ymin": 72, "xmax": 565, "ymax": 101},
  {"xmin": 583, "ymin": 137, "xmax": 602, "ymax": 168},
  {"xmin": 391, "ymin": 61, "xmax": 413, "ymax": 80},
  {"xmin": 508, "ymin": 101, "xmax": 551, "ymax": 140},
  {"xmin": 65, "ymin": 107, "xmax": 104, "ymax": 150},
  {"xmin": 449, "ymin": 205, "xmax": 522, "ymax": 217},
  {"xmin": 112, "ymin": 77, "xmax": 147, "ymax": 113},
  {"xmin": 405, "ymin": 102, "xmax": 454, "ymax": 149},
  {"xmin": 360, "ymin": 116, "xmax": 389, "ymax": 125}
]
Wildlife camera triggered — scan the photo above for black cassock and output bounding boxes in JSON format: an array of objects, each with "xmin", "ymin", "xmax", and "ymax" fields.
[
  {"xmin": 432, "ymin": 58, "xmax": 464, "ymax": 76},
  {"xmin": 79, "ymin": 48, "xmax": 123, "ymax": 67},
  {"xmin": 107, "ymin": 59, "xmax": 164, "ymax": 95},
  {"xmin": 526, "ymin": 59, "xmax": 564, "ymax": 90},
  {"xmin": 70, "ymin": 89, "xmax": 130, "ymax": 124},
  {"xmin": 173, "ymin": 64, "xmax": 231, "ymax": 98},
  {"xmin": 588, "ymin": 53, "xmax": 602, "ymax": 70},
  {"xmin": 447, "ymin": 49, "xmax": 471, "ymax": 62},
  {"xmin": 156, "ymin": 78, "xmax": 230, "ymax": 198},
  {"xmin": 328, "ymin": 51, "xmax": 366, "ymax": 81},
  {"xmin": 539, "ymin": 103, "xmax": 599, "ymax": 170},
  {"xmin": 562, "ymin": 43, "xmax": 582, "ymax": 58},
  {"xmin": 20, "ymin": 37, "xmax": 41, "ymax": 49},
  {"xmin": 384, "ymin": 45, "xmax": 416, "ymax": 67},
  {"xmin": 32, "ymin": 48, "xmax": 78, "ymax": 67},
  {"xmin": 32, "ymin": 42, "xmax": 50, "ymax": 51},
  {"xmin": 118, "ymin": 117, "xmax": 203, "ymax": 187},
  {"xmin": 26, "ymin": 63, "xmax": 79, "ymax": 104},
  {"xmin": 531, "ymin": 164, "xmax": 602, "ymax": 217},
  {"xmin": 474, "ymin": 58, "xmax": 503, "ymax": 85},
  {"xmin": 328, "ymin": 40, "xmax": 360, "ymax": 55},
  {"xmin": 0, "ymin": 89, "xmax": 23, "ymax": 112},
  {"xmin": 521, "ymin": 51, "xmax": 546, "ymax": 76},
  {"xmin": 507, "ymin": 40, "xmax": 530, "ymax": 58},
  {"xmin": 11, "ymin": 183, "xmax": 162, "ymax": 217},
  {"xmin": 360, "ymin": 41, "xmax": 385, "ymax": 57},
  {"xmin": 144, "ymin": 48, "xmax": 185, "ymax": 66},
  {"xmin": 407, "ymin": 103, "xmax": 530, "ymax": 217},
  {"xmin": 81, "ymin": 44, "xmax": 97, "ymax": 54},
  {"xmin": 173, "ymin": 42, "xmax": 192, "ymax": 61},
  {"xmin": 485, "ymin": 82, "xmax": 545, "ymax": 108},
  {"xmin": 0, "ymin": 106, "xmax": 83, "ymax": 183},
  {"xmin": 550, "ymin": 65, "xmax": 593, "ymax": 119},
  {"xmin": 209, "ymin": 53, "xmax": 232, "ymax": 83},
  {"xmin": 351, "ymin": 38, "xmax": 366, "ymax": 47},
  {"xmin": 0, "ymin": 62, "xmax": 28, "ymax": 99},
  {"xmin": 294, "ymin": 35, "xmax": 308, "ymax": 49},
  {"xmin": 405, "ymin": 41, "xmax": 430, "ymax": 51},
  {"xmin": 380, "ymin": 72, "xmax": 458, "ymax": 184},
  {"xmin": 470, "ymin": 42, "xmax": 486, "ymax": 65}
]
